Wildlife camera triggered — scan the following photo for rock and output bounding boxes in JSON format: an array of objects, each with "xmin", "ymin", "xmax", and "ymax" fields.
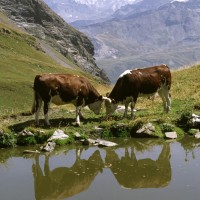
[
  {"xmin": 194, "ymin": 132, "xmax": 200, "ymax": 139},
  {"xmin": 116, "ymin": 105, "xmax": 130, "ymax": 113},
  {"xmin": 81, "ymin": 139, "xmax": 90, "ymax": 145},
  {"xmin": 23, "ymin": 150, "xmax": 40, "ymax": 154},
  {"xmin": 96, "ymin": 139, "xmax": 118, "ymax": 147},
  {"xmin": 87, "ymin": 138, "xmax": 97, "ymax": 145},
  {"xmin": 94, "ymin": 126, "xmax": 104, "ymax": 134},
  {"xmin": 189, "ymin": 114, "xmax": 200, "ymax": 127},
  {"xmin": 135, "ymin": 123, "xmax": 156, "ymax": 137},
  {"xmin": 19, "ymin": 129, "xmax": 34, "ymax": 137},
  {"xmin": 115, "ymin": 105, "xmax": 137, "ymax": 113},
  {"xmin": 73, "ymin": 132, "xmax": 82, "ymax": 139},
  {"xmin": 48, "ymin": 129, "xmax": 69, "ymax": 141},
  {"xmin": 81, "ymin": 138, "xmax": 118, "ymax": 147},
  {"xmin": 165, "ymin": 132, "xmax": 177, "ymax": 139},
  {"xmin": 81, "ymin": 138, "xmax": 96, "ymax": 145},
  {"xmin": 40, "ymin": 142, "xmax": 56, "ymax": 152}
]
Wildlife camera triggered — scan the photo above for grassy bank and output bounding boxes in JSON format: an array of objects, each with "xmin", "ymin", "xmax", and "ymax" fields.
[
  {"xmin": 0, "ymin": 13, "xmax": 200, "ymax": 147},
  {"xmin": 0, "ymin": 63, "xmax": 200, "ymax": 147}
]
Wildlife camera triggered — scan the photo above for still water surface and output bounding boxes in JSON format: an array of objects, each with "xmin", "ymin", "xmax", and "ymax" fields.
[{"xmin": 0, "ymin": 137, "xmax": 200, "ymax": 200}]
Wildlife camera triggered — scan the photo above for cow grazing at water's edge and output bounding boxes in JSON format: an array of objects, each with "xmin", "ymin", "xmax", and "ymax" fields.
[
  {"xmin": 31, "ymin": 73, "xmax": 107, "ymax": 126},
  {"xmin": 105, "ymin": 64, "xmax": 171, "ymax": 118}
]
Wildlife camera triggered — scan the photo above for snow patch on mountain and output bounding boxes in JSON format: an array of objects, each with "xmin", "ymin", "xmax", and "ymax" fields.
[
  {"xmin": 74, "ymin": 0, "xmax": 140, "ymax": 11},
  {"xmin": 171, "ymin": 0, "xmax": 189, "ymax": 3}
]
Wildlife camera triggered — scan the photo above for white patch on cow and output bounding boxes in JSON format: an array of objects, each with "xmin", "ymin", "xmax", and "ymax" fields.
[
  {"xmin": 138, "ymin": 72, "xmax": 143, "ymax": 75},
  {"xmin": 76, "ymin": 106, "xmax": 81, "ymax": 126},
  {"xmin": 158, "ymin": 84, "xmax": 171, "ymax": 112},
  {"xmin": 51, "ymin": 95, "xmax": 66, "ymax": 105},
  {"xmin": 119, "ymin": 70, "xmax": 132, "ymax": 78}
]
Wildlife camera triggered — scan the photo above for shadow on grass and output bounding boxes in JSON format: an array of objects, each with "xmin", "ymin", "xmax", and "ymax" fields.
[{"xmin": 9, "ymin": 116, "xmax": 105, "ymax": 132}]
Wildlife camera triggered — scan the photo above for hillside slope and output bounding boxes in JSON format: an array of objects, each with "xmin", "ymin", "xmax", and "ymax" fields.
[
  {"xmin": 0, "ymin": 0, "xmax": 109, "ymax": 82},
  {"xmin": 0, "ymin": 13, "xmax": 109, "ymax": 115}
]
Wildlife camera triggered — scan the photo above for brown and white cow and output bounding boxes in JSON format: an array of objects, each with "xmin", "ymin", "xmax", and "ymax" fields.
[
  {"xmin": 31, "ymin": 73, "xmax": 105, "ymax": 126},
  {"xmin": 105, "ymin": 64, "xmax": 171, "ymax": 118}
]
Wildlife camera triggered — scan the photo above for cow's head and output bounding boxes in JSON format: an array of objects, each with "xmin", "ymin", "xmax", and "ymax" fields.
[
  {"xmin": 88, "ymin": 96, "xmax": 104, "ymax": 115},
  {"xmin": 104, "ymin": 98, "xmax": 118, "ymax": 116}
]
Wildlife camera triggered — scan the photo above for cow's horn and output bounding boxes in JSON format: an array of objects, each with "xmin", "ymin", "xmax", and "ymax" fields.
[{"xmin": 102, "ymin": 97, "xmax": 112, "ymax": 103}]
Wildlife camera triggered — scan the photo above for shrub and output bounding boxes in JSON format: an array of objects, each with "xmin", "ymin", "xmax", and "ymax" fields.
[
  {"xmin": 17, "ymin": 136, "xmax": 37, "ymax": 146},
  {"xmin": 0, "ymin": 132, "xmax": 16, "ymax": 147},
  {"xmin": 110, "ymin": 123, "xmax": 131, "ymax": 138},
  {"xmin": 179, "ymin": 111, "xmax": 192, "ymax": 125},
  {"xmin": 160, "ymin": 123, "xmax": 174, "ymax": 133}
]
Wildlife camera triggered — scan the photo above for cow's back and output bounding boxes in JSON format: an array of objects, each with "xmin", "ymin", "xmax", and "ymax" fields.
[
  {"xmin": 33, "ymin": 73, "xmax": 100, "ymax": 104},
  {"xmin": 109, "ymin": 64, "xmax": 171, "ymax": 101}
]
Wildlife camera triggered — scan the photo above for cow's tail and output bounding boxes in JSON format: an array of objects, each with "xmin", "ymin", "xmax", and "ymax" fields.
[{"xmin": 31, "ymin": 89, "xmax": 36, "ymax": 115}]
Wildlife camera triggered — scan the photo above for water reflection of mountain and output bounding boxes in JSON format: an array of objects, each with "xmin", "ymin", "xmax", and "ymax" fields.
[
  {"xmin": 32, "ymin": 140, "xmax": 172, "ymax": 199},
  {"xmin": 105, "ymin": 143, "xmax": 171, "ymax": 189}
]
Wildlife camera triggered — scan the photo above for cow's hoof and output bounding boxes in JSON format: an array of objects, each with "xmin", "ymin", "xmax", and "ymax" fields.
[
  {"xmin": 75, "ymin": 122, "xmax": 81, "ymax": 127},
  {"xmin": 44, "ymin": 124, "xmax": 51, "ymax": 128}
]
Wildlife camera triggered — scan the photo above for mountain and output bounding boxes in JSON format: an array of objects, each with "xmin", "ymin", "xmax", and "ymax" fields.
[
  {"xmin": 44, "ymin": 0, "xmax": 140, "ymax": 22},
  {"xmin": 43, "ymin": 0, "xmax": 200, "ymax": 82},
  {"xmin": 78, "ymin": 0, "xmax": 200, "ymax": 82},
  {"xmin": 112, "ymin": 0, "xmax": 172, "ymax": 19},
  {"xmin": 0, "ymin": 0, "xmax": 109, "ymax": 82}
]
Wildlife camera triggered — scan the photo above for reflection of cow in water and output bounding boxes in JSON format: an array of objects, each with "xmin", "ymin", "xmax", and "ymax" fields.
[
  {"xmin": 105, "ymin": 143, "xmax": 171, "ymax": 189},
  {"xmin": 32, "ymin": 150, "xmax": 104, "ymax": 200}
]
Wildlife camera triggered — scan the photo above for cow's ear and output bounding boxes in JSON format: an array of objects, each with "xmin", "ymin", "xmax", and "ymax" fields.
[{"xmin": 106, "ymin": 92, "xmax": 110, "ymax": 97}]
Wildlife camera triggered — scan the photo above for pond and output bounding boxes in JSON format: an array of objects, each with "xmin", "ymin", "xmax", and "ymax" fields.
[{"xmin": 0, "ymin": 136, "xmax": 200, "ymax": 200}]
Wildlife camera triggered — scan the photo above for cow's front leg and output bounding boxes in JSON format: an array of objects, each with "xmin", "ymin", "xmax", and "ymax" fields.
[
  {"xmin": 130, "ymin": 101, "xmax": 136, "ymax": 119},
  {"xmin": 79, "ymin": 110, "xmax": 85, "ymax": 120},
  {"xmin": 75, "ymin": 106, "xmax": 82, "ymax": 126},
  {"xmin": 123, "ymin": 102, "xmax": 129, "ymax": 118},
  {"xmin": 44, "ymin": 101, "xmax": 50, "ymax": 126},
  {"xmin": 35, "ymin": 96, "xmax": 42, "ymax": 126}
]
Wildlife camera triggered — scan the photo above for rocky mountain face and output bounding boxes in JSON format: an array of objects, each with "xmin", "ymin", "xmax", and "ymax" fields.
[{"xmin": 0, "ymin": 0, "xmax": 109, "ymax": 82}]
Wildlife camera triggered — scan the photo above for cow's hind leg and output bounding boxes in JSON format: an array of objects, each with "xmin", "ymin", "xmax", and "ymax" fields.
[
  {"xmin": 164, "ymin": 88, "xmax": 171, "ymax": 112},
  {"xmin": 44, "ymin": 101, "xmax": 51, "ymax": 126},
  {"xmin": 35, "ymin": 94, "xmax": 42, "ymax": 126},
  {"xmin": 158, "ymin": 86, "xmax": 171, "ymax": 112},
  {"xmin": 130, "ymin": 101, "xmax": 136, "ymax": 118},
  {"xmin": 123, "ymin": 102, "xmax": 129, "ymax": 118},
  {"xmin": 75, "ymin": 106, "xmax": 82, "ymax": 126}
]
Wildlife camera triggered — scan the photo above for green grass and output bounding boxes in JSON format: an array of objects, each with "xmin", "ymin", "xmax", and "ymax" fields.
[
  {"xmin": 0, "ymin": 12, "xmax": 200, "ymax": 146},
  {"xmin": 0, "ymin": 19, "xmax": 108, "ymax": 115},
  {"xmin": 1, "ymin": 64, "xmax": 200, "ymax": 146}
]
